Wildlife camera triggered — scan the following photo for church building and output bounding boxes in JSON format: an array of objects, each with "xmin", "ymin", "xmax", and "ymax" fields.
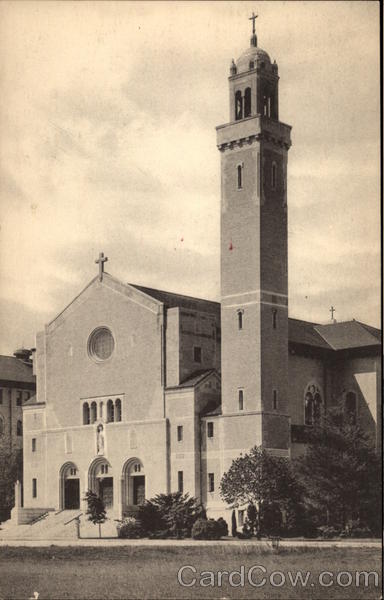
[{"xmin": 15, "ymin": 22, "xmax": 381, "ymax": 527}]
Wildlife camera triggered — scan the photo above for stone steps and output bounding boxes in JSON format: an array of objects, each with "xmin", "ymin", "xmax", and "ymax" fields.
[{"xmin": 0, "ymin": 510, "xmax": 119, "ymax": 541}]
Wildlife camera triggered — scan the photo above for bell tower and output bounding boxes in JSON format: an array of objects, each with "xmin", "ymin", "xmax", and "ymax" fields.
[{"xmin": 217, "ymin": 18, "xmax": 291, "ymax": 450}]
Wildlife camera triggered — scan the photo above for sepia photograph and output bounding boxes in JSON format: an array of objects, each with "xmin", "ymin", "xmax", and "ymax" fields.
[{"xmin": 0, "ymin": 1, "xmax": 381, "ymax": 599}]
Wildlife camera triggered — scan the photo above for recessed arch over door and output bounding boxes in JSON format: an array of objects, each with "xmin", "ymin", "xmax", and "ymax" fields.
[
  {"xmin": 60, "ymin": 462, "xmax": 80, "ymax": 510},
  {"xmin": 88, "ymin": 457, "xmax": 113, "ymax": 509},
  {"xmin": 121, "ymin": 458, "xmax": 145, "ymax": 512}
]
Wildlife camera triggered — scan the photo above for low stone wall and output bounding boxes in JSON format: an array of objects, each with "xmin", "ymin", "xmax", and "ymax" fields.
[{"xmin": 11, "ymin": 506, "xmax": 54, "ymax": 525}]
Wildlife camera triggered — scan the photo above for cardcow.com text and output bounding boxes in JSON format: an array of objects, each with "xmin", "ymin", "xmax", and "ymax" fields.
[{"xmin": 177, "ymin": 565, "xmax": 379, "ymax": 589}]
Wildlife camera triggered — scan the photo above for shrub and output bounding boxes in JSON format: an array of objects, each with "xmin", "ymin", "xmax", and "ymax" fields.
[
  {"xmin": 117, "ymin": 517, "xmax": 145, "ymax": 539},
  {"xmin": 217, "ymin": 517, "xmax": 228, "ymax": 537},
  {"xmin": 317, "ymin": 525, "xmax": 341, "ymax": 539},
  {"xmin": 137, "ymin": 492, "xmax": 204, "ymax": 537},
  {"xmin": 192, "ymin": 518, "xmax": 223, "ymax": 540}
]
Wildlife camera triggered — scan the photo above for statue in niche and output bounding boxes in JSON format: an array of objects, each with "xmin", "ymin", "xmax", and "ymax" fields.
[{"xmin": 96, "ymin": 423, "xmax": 105, "ymax": 455}]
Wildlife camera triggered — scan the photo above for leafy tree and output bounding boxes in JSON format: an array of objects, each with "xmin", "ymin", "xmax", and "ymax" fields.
[
  {"xmin": 0, "ymin": 450, "xmax": 22, "ymax": 521},
  {"xmin": 294, "ymin": 408, "xmax": 381, "ymax": 533},
  {"xmin": 83, "ymin": 490, "xmax": 106, "ymax": 538},
  {"xmin": 220, "ymin": 446, "xmax": 301, "ymax": 535}
]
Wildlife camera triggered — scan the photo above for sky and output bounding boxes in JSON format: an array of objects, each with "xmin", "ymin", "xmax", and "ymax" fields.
[{"xmin": 0, "ymin": 1, "xmax": 380, "ymax": 355}]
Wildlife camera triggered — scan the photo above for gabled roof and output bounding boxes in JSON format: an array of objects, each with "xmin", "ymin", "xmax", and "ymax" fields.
[
  {"xmin": 130, "ymin": 284, "xmax": 220, "ymax": 317},
  {"xmin": 314, "ymin": 320, "xmax": 381, "ymax": 351},
  {"xmin": 288, "ymin": 318, "xmax": 381, "ymax": 352},
  {"xmin": 288, "ymin": 318, "xmax": 331, "ymax": 349},
  {"xmin": 166, "ymin": 369, "xmax": 219, "ymax": 390},
  {"xmin": 0, "ymin": 355, "xmax": 35, "ymax": 384}
]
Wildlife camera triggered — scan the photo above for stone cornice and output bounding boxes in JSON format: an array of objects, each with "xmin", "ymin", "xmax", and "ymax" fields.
[{"xmin": 217, "ymin": 131, "xmax": 291, "ymax": 152}]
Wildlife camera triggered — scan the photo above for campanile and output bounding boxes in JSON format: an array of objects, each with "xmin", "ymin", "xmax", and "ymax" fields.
[{"xmin": 217, "ymin": 20, "xmax": 292, "ymax": 449}]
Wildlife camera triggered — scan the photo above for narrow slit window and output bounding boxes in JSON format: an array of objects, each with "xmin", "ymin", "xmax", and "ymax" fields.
[
  {"xmin": 32, "ymin": 438, "xmax": 36, "ymax": 452},
  {"xmin": 271, "ymin": 162, "xmax": 277, "ymax": 189},
  {"xmin": 207, "ymin": 422, "xmax": 214, "ymax": 438},
  {"xmin": 273, "ymin": 390, "xmax": 278, "ymax": 411},
  {"xmin": 238, "ymin": 389, "xmax": 244, "ymax": 411},
  {"xmin": 272, "ymin": 309, "xmax": 278, "ymax": 329},
  {"xmin": 193, "ymin": 346, "xmax": 202, "ymax": 363},
  {"xmin": 178, "ymin": 471, "xmax": 183, "ymax": 493},
  {"xmin": 177, "ymin": 425, "xmax": 183, "ymax": 442},
  {"xmin": 237, "ymin": 164, "xmax": 243, "ymax": 189},
  {"xmin": 32, "ymin": 478, "xmax": 37, "ymax": 498},
  {"xmin": 208, "ymin": 473, "xmax": 215, "ymax": 493},
  {"xmin": 238, "ymin": 310, "xmax": 243, "ymax": 330}
]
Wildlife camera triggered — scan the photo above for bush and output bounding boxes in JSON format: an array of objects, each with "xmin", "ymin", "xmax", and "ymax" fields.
[
  {"xmin": 117, "ymin": 517, "xmax": 145, "ymax": 539},
  {"xmin": 317, "ymin": 525, "xmax": 341, "ymax": 539},
  {"xmin": 340, "ymin": 521, "xmax": 372, "ymax": 538},
  {"xmin": 148, "ymin": 529, "xmax": 171, "ymax": 540},
  {"xmin": 217, "ymin": 517, "xmax": 228, "ymax": 537},
  {"xmin": 191, "ymin": 518, "xmax": 223, "ymax": 540},
  {"xmin": 137, "ymin": 492, "xmax": 204, "ymax": 537}
]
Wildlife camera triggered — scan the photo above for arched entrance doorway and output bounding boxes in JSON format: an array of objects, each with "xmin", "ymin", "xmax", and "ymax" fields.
[
  {"xmin": 60, "ymin": 462, "xmax": 80, "ymax": 510},
  {"xmin": 122, "ymin": 458, "xmax": 145, "ymax": 513},
  {"xmin": 88, "ymin": 457, "xmax": 113, "ymax": 509}
]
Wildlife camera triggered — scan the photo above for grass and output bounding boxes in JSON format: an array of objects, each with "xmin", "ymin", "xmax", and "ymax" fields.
[{"xmin": 0, "ymin": 545, "xmax": 381, "ymax": 599}]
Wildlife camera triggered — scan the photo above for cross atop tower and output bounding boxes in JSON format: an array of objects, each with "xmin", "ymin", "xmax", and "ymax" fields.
[
  {"xmin": 329, "ymin": 305, "xmax": 336, "ymax": 321},
  {"xmin": 249, "ymin": 11, "xmax": 258, "ymax": 34},
  {"xmin": 249, "ymin": 11, "xmax": 258, "ymax": 47},
  {"xmin": 95, "ymin": 252, "xmax": 108, "ymax": 281}
]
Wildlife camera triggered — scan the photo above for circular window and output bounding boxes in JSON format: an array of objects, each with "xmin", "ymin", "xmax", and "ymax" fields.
[{"xmin": 88, "ymin": 327, "xmax": 114, "ymax": 361}]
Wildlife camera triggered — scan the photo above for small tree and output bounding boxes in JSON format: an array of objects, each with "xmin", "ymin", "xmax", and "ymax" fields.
[
  {"xmin": 220, "ymin": 446, "xmax": 301, "ymax": 536},
  {"xmin": 0, "ymin": 450, "xmax": 22, "ymax": 521},
  {"xmin": 231, "ymin": 509, "xmax": 237, "ymax": 537},
  {"xmin": 83, "ymin": 490, "xmax": 106, "ymax": 538}
]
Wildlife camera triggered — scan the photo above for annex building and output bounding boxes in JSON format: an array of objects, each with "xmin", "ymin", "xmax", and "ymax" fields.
[{"xmin": 13, "ymin": 24, "xmax": 381, "ymax": 527}]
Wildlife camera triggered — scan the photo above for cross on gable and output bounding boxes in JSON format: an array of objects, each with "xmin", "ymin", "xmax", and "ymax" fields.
[
  {"xmin": 95, "ymin": 252, "xmax": 108, "ymax": 281},
  {"xmin": 329, "ymin": 305, "xmax": 336, "ymax": 320}
]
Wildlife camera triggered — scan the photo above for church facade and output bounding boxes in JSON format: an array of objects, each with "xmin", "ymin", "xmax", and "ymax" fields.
[{"xmin": 18, "ymin": 27, "xmax": 381, "ymax": 526}]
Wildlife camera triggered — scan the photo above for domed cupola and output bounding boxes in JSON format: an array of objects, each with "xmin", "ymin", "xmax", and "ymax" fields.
[
  {"xmin": 227, "ymin": 13, "xmax": 279, "ymax": 122},
  {"xmin": 236, "ymin": 46, "xmax": 271, "ymax": 74}
]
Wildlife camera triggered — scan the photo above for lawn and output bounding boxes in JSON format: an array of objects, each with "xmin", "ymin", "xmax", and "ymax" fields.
[{"xmin": 0, "ymin": 545, "xmax": 381, "ymax": 599}]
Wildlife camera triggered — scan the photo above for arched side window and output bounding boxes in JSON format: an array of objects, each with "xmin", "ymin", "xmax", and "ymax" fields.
[
  {"xmin": 345, "ymin": 391, "xmax": 357, "ymax": 424},
  {"xmin": 115, "ymin": 398, "xmax": 122, "ymax": 422},
  {"xmin": 244, "ymin": 87, "xmax": 251, "ymax": 118},
  {"xmin": 304, "ymin": 392, "xmax": 313, "ymax": 426},
  {"xmin": 107, "ymin": 399, "xmax": 114, "ymax": 423},
  {"xmin": 17, "ymin": 420, "xmax": 22, "ymax": 436},
  {"xmin": 235, "ymin": 90, "xmax": 243, "ymax": 120},
  {"xmin": 237, "ymin": 164, "xmax": 243, "ymax": 189},
  {"xmin": 0, "ymin": 415, "xmax": 4, "ymax": 436},
  {"xmin": 90, "ymin": 401, "xmax": 97, "ymax": 424},
  {"xmin": 83, "ymin": 402, "xmax": 90, "ymax": 425},
  {"xmin": 304, "ymin": 384, "xmax": 322, "ymax": 426}
]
